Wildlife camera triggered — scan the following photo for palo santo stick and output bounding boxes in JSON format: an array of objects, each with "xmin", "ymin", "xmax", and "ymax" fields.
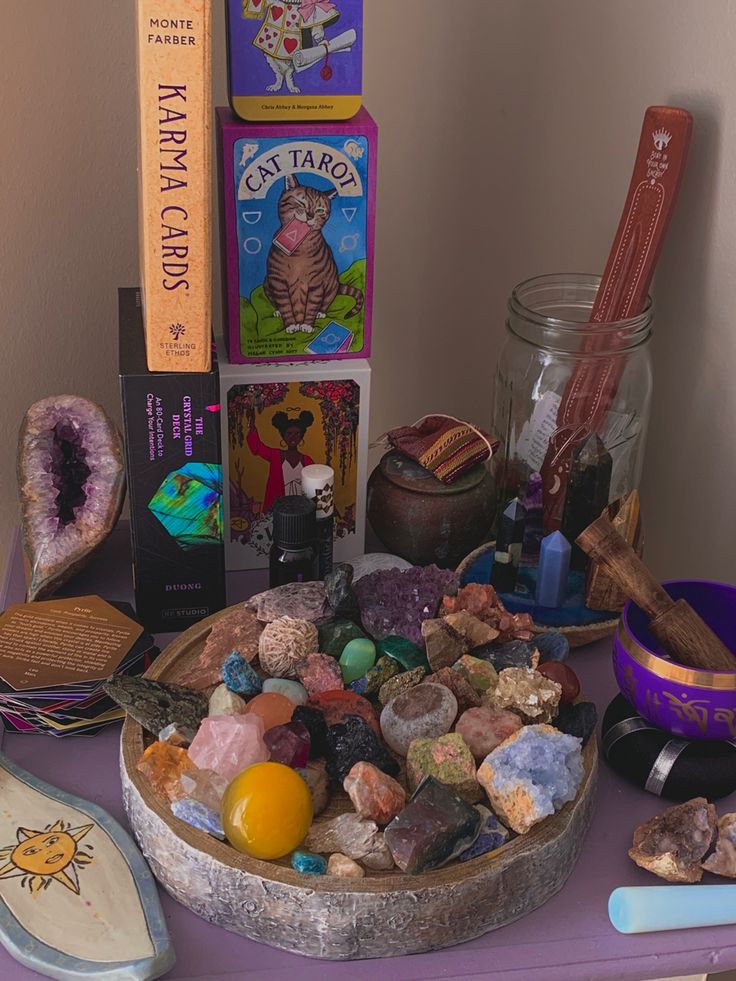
[{"xmin": 577, "ymin": 516, "xmax": 735, "ymax": 672}]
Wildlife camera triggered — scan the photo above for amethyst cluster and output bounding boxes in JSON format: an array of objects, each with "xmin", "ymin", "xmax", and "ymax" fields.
[
  {"xmin": 18, "ymin": 396, "xmax": 126, "ymax": 599},
  {"xmin": 355, "ymin": 565, "xmax": 458, "ymax": 645}
]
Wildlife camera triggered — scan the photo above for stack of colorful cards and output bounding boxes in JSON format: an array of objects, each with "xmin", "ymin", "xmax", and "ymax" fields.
[{"xmin": 0, "ymin": 596, "xmax": 157, "ymax": 737}]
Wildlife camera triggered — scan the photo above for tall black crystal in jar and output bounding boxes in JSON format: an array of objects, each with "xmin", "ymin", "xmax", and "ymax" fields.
[{"xmin": 491, "ymin": 274, "xmax": 652, "ymax": 600}]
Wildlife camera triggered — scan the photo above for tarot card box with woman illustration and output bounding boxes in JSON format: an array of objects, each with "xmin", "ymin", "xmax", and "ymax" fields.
[
  {"xmin": 227, "ymin": 0, "xmax": 363, "ymax": 121},
  {"xmin": 217, "ymin": 341, "xmax": 370, "ymax": 570},
  {"xmin": 217, "ymin": 107, "xmax": 376, "ymax": 363}
]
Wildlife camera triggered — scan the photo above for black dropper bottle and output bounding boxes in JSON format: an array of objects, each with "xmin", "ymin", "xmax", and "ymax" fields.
[{"xmin": 269, "ymin": 495, "xmax": 320, "ymax": 587}]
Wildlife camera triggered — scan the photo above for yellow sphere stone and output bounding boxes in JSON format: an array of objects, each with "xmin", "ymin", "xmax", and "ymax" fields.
[{"xmin": 222, "ymin": 762, "xmax": 313, "ymax": 860}]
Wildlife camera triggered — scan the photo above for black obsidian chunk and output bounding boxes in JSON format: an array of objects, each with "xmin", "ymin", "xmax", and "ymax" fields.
[{"xmin": 325, "ymin": 714, "xmax": 400, "ymax": 784}]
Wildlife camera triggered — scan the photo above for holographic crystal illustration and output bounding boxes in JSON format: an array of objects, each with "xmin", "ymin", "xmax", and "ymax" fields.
[{"xmin": 148, "ymin": 463, "xmax": 223, "ymax": 549}]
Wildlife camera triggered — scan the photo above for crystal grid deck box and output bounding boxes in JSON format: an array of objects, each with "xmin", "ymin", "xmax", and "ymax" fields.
[
  {"xmin": 217, "ymin": 336, "xmax": 370, "ymax": 570},
  {"xmin": 217, "ymin": 106, "xmax": 377, "ymax": 363},
  {"xmin": 119, "ymin": 288, "xmax": 226, "ymax": 632}
]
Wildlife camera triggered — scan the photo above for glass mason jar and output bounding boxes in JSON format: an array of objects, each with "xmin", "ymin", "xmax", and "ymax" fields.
[{"xmin": 492, "ymin": 273, "xmax": 653, "ymax": 552}]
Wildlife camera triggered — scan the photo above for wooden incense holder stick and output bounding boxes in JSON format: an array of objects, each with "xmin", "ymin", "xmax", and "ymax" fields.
[
  {"xmin": 541, "ymin": 106, "xmax": 693, "ymax": 530},
  {"xmin": 577, "ymin": 516, "xmax": 735, "ymax": 672}
]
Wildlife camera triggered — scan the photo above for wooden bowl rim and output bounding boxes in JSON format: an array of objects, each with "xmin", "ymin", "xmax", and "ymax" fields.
[
  {"xmin": 456, "ymin": 541, "xmax": 618, "ymax": 644},
  {"xmin": 122, "ymin": 607, "xmax": 598, "ymax": 894}
]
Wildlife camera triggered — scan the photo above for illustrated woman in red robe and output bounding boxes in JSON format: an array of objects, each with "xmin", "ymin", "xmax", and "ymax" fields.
[{"xmin": 247, "ymin": 410, "xmax": 316, "ymax": 512}]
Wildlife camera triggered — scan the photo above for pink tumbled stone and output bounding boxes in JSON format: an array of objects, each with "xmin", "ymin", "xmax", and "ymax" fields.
[
  {"xmin": 188, "ymin": 714, "xmax": 270, "ymax": 781},
  {"xmin": 455, "ymin": 707, "xmax": 523, "ymax": 761}
]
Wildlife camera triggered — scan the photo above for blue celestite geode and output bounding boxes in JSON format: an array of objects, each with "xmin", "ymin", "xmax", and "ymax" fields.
[{"xmin": 477, "ymin": 724, "xmax": 584, "ymax": 834}]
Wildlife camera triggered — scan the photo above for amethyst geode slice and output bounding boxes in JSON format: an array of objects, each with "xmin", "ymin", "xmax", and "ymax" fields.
[{"xmin": 18, "ymin": 396, "xmax": 125, "ymax": 600}]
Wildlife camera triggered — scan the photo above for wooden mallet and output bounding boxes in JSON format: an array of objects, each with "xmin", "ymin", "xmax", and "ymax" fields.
[{"xmin": 577, "ymin": 516, "xmax": 735, "ymax": 672}]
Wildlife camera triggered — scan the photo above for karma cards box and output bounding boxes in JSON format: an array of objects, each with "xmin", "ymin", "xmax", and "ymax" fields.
[
  {"xmin": 217, "ymin": 337, "xmax": 370, "ymax": 570},
  {"xmin": 217, "ymin": 106, "xmax": 377, "ymax": 363},
  {"xmin": 226, "ymin": 0, "xmax": 363, "ymax": 121},
  {"xmin": 119, "ymin": 289, "xmax": 226, "ymax": 632}
]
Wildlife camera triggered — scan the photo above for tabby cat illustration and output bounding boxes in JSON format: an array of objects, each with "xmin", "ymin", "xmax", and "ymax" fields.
[{"xmin": 264, "ymin": 175, "xmax": 364, "ymax": 334}]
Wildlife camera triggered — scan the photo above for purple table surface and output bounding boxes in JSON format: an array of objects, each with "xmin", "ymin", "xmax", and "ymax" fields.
[{"xmin": 2, "ymin": 525, "xmax": 736, "ymax": 981}]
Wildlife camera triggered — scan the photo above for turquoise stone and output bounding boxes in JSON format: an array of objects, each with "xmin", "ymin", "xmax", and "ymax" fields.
[
  {"xmin": 339, "ymin": 638, "xmax": 377, "ymax": 684},
  {"xmin": 378, "ymin": 635, "xmax": 430, "ymax": 672},
  {"xmin": 291, "ymin": 850, "xmax": 327, "ymax": 876}
]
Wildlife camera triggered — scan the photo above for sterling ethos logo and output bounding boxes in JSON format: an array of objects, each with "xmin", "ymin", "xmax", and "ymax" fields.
[
  {"xmin": 164, "ymin": 583, "xmax": 203, "ymax": 592},
  {"xmin": 169, "ymin": 322, "xmax": 186, "ymax": 340},
  {"xmin": 652, "ymin": 128, "xmax": 672, "ymax": 151}
]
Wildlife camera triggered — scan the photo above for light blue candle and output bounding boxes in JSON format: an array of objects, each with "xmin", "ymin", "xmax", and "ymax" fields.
[
  {"xmin": 609, "ymin": 884, "xmax": 736, "ymax": 933},
  {"xmin": 536, "ymin": 531, "xmax": 571, "ymax": 608}
]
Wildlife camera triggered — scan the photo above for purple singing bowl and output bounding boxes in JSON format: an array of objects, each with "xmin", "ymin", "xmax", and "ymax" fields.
[{"xmin": 613, "ymin": 579, "xmax": 736, "ymax": 741}]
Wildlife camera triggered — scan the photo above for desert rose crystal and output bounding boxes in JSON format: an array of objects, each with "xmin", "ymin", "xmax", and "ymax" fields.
[{"xmin": 18, "ymin": 396, "xmax": 126, "ymax": 600}]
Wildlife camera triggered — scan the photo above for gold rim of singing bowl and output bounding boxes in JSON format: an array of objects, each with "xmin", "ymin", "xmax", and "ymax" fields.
[{"xmin": 616, "ymin": 622, "xmax": 736, "ymax": 691}]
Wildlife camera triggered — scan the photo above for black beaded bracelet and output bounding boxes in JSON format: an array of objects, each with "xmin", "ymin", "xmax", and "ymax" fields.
[{"xmin": 602, "ymin": 694, "xmax": 736, "ymax": 801}]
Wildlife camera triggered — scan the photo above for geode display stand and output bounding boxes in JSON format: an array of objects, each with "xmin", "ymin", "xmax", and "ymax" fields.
[
  {"xmin": 457, "ymin": 542, "xmax": 618, "ymax": 649},
  {"xmin": 120, "ymin": 608, "xmax": 598, "ymax": 961}
]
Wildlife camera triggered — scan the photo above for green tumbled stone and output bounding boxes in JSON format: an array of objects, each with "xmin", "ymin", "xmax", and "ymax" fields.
[
  {"xmin": 340, "ymin": 638, "xmax": 377, "ymax": 684},
  {"xmin": 319, "ymin": 619, "xmax": 366, "ymax": 660},
  {"xmin": 378, "ymin": 636, "xmax": 430, "ymax": 672}
]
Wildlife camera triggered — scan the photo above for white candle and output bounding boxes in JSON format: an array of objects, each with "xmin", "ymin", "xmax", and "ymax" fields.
[{"xmin": 301, "ymin": 464, "xmax": 335, "ymax": 518}]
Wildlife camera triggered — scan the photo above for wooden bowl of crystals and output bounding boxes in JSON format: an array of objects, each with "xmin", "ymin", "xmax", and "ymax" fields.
[{"xmin": 120, "ymin": 608, "xmax": 599, "ymax": 961}]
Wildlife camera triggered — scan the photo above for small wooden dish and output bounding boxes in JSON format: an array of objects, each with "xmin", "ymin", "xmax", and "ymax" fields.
[
  {"xmin": 456, "ymin": 542, "xmax": 618, "ymax": 649},
  {"xmin": 121, "ymin": 608, "xmax": 599, "ymax": 961}
]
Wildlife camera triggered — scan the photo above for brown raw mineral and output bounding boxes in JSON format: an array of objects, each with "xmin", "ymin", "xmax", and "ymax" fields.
[
  {"xmin": 245, "ymin": 582, "xmax": 331, "ymax": 623},
  {"xmin": 702, "ymin": 812, "xmax": 736, "ymax": 878},
  {"xmin": 378, "ymin": 667, "xmax": 426, "ymax": 705},
  {"xmin": 485, "ymin": 667, "xmax": 561, "ymax": 723},
  {"xmin": 629, "ymin": 797, "xmax": 717, "ymax": 883},
  {"xmin": 444, "ymin": 610, "xmax": 500, "ymax": 648},
  {"xmin": 440, "ymin": 584, "xmax": 535, "ymax": 642},
  {"xmin": 455, "ymin": 706, "xmax": 523, "ymax": 761},
  {"xmin": 421, "ymin": 618, "xmax": 470, "ymax": 671},
  {"xmin": 425, "ymin": 666, "xmax": 481, "ymax": 713},
  {"xmin": 296, "ymin": 760, "xmax": 330, "ymax": 816},
  {"xmin": 327, "ymin": 853, "xmax": 365, "ymax": 878},
  {"xmin": 344, "ymin": 761, "xmax": 406, "ymax": 825},
  {"xmin": 178, "ymin": 606, "xmax": 263, "ymax": 688},
  {"xmin": 305, "ymin": 813, "xmax": 394, "ymax": 870}
]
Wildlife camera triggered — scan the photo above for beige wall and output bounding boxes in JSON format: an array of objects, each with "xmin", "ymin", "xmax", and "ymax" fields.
[{"xmin": 1, "ymin": 1, "xmax": 735, "ymax": 582}]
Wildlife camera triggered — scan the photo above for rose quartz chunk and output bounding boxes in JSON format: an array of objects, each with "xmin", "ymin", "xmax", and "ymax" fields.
[
  {"xmin": 188, "ymin": 714, "xmax": 269, "ymax": 781},
  {"xmin": 455, "ymin": 707, "xmax": 523, "ymax": 761}
]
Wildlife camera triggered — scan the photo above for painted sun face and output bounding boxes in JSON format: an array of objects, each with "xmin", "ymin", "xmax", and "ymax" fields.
[{"xmin": 0, "ymin": 820, "xmax": 94, "ymax": 895}]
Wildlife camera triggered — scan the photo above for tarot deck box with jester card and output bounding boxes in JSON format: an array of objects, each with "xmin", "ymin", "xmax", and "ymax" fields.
[
  {"xmin": 217, "ymin": 106, "xmax": 376, "ymax": 363},
  {"xmin": 227, "ymin": 0, "xmax": 363, "ymax": 121}
]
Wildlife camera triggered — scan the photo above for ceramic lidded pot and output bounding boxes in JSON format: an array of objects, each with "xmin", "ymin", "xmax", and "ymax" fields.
[
  {"xmin": 613, "ymin": 579, "xmax": 736, "ymax": 740},
  {"xmin": 367, "ymin": 450, "xmax": 495, "ymax": 569}
]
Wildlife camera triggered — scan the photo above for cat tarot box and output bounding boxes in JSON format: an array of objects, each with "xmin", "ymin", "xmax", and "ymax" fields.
[
  {"xmin": 217, "ymin": 336, "xmax": 370, "ymax": 571},
  {"xmin": 226, "ymin": 0, "xmax": 363, "ymax": 121},
  {"xmin": 119, "ymin": 288, "xmax": 226, "ymax": 632},
  {"xmin": 218, "ymin": 106, "xmax": 376, "ymax": 363}
]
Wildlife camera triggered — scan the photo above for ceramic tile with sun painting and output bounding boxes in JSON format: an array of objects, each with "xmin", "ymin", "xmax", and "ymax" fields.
[{"xmin": 0, "ymin": 749, "xmax": 173, "ymax": 980}]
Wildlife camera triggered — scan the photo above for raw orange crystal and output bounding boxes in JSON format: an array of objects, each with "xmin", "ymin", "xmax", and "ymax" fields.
[
  {"xmin": 137, "ymin": 741, "xmax": 197, "ymax": 802},
  {"xmin": 245, "ymin": 692, "xmax": 295, "ymax": 730},
  {"xmin": 343, "ymin": 762, "xmax": 406, "ymax": 825}
]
